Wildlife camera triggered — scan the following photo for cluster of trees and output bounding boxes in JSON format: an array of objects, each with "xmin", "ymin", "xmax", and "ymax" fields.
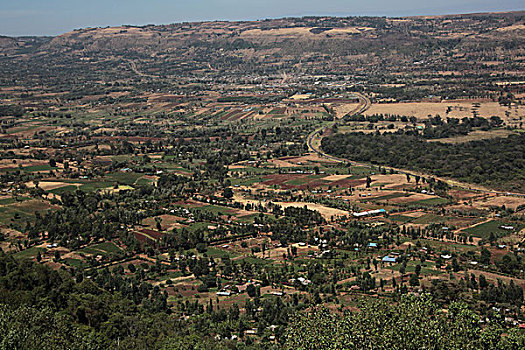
[
  {"xmin": 282, "ymin": 206, "xmax": 325, "ymax": 226},
  {"xmin": 25, "ymin": 190, "xmax": 137, "ymax": 249},
  {"xmin": 0, "ymin": 251, "xmax": 295, "ymax": 349},
  {"xmin": 429, "ymin": 273, "xmax": 524, "ymax": 307},
  {"xmin": 0, "ymin": 252, "xmax": 181, "ymax": 349},
  {"xmin": 371, "ymin": 115, "xmax": 507, "ymax": 139},
  {"xmin": 285, "ymin": 295, "xmax": 525, "ymax": 349},
  {"xmin": 322, "ymin": 132, "xmax": 525, "ymax": 192},
  {"xmin": 0, "ymin": 104, "xmax": 24, "ymax": 117},
  {"xmin": 418, "ymin": 115, "xmax": 503, "ymax": 139},
  {"xmin": 344, "ymin": 113, "xmax": 417, "ymax": 124}
]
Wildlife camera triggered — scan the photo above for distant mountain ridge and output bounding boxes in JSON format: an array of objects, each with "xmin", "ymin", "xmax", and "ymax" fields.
[{"xmin": 0, "ymin": 11, "xmax": 523, "ymax": 87}]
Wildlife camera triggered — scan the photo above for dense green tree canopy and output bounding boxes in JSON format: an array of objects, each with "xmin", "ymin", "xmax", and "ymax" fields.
[
  {"xmin": 285, "ymin": 294, "xmax": 525, "ymax": 350},
  {"xmin": 322, "ymin": 132, "xmax": 525, "ymax": 192}
]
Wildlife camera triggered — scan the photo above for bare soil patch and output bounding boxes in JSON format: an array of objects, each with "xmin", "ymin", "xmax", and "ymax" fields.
[
  {"xmin": 273, "ymin": 201, "xmax": 348, "ymax": 219},
  {"xmin": 388, "ymin": 193, "xmax": 437, "ymax": 204},
  {"xmin": 323, "ymin": 174, "xmax": 351, "ymax": 181},
  {"xmin": 472, "ymin": 196, "xmax": 525, "ymax": 211},
  {"xmin": 402, "ymin": 211, "xmax": 428, "ymax": 218}
]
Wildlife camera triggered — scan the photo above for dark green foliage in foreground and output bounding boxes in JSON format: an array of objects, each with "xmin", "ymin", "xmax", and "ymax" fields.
[
  {"xmin": 0, "ymin": 305, "xmax": 107, "ymax": 350},
  {"xmin": 321, "ymin": 132, "xmax": 525, "ymax": 191},
  {"xmin": 0, "ymin": 252, "xmax": 283, "ymax": 349},
  {"xmin": 0, "ymin": 252, "xmax": 179, "ymax": 349},
  {"xmin": 285, "ymin": 294, "xmax": 525, "ymax": 350},
  {"xmin": 1, "ymin": 249, "xmax": 525, "ymax": 349}
]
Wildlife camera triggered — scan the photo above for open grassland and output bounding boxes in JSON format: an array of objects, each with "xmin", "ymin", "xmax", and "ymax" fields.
[{"xmin": 365, "ymin": 101, "xmax": 524, "ymax": 125}]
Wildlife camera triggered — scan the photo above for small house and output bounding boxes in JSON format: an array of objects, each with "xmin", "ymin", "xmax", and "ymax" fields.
[{"xmin": 382, "ymin": 256, "xmax": 397, "ymax": 263}]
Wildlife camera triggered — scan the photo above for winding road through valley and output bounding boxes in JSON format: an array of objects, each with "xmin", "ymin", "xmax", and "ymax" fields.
[{"xmin": 306, "ymin": 93, "xmax": 524, "ymax": 198}]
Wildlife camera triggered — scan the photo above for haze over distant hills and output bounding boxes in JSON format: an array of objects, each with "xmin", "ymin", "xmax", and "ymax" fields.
[{"xmin": 0, "ymin": 11, "xmax": 523, "ymax": 94}]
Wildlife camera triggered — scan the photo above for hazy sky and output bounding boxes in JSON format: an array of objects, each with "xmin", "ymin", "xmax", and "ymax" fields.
[{"xmin": 1, "ymin": 0, "xmax": 523, "ymax": 36}]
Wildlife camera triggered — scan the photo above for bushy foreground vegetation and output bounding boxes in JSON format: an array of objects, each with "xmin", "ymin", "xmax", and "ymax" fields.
[
  {"xmin": 285, "ymin": 295, "xmax": 525, "ymax": 350},
  {"xmin": 3, "ymin": 249, "xmax": 524, "ymax": 350},
  {"xmin": 0, "ymin": 251, "xmax": 280, "ymax": 349}
]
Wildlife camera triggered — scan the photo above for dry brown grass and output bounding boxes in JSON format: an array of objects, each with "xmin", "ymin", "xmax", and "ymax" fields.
[
  {"xmin": 365, "ymin": 101, "xmax": 524, "ymax": 124},
  {"xmin": 333, "ymin": 103, "xmax": 360, "ymax": 118},
  {"xmin": 369, "ymin": 174, "xmax": 410, "ymax": 189},
  {"xmin": 388, "ymin": 193, "xmax": 437, "ymax": 204},
  {"xmin": 427, "ymin": 129, "xmax": 516, "ymax": 144},
  {"xmin": 471, "ymin": 195, "xmax": 525, "ymax": 211},
  {"xmin": 322, "ymin": 174, "xmax": 351, "ymax": 181},
  {"xmin": 267, "ymin": 159, "xmax": 297, "ymax": 167},
  {"xmin": 402, "ymin": 211, "xmax": 428, "ymax": 218},
  {"xmin": 26, "ymin": 181, "xmax": 80, "ymax": 191},
  {"xmin": 142, "ymin": 214, "xmax": 187, "ymax": 231}
]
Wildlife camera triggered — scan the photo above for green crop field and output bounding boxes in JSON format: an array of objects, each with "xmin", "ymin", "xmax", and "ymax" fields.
[
  {"xmin": 365, "ymin": 192, "xmax": 411, "ymax": 202},
  {"xmin": 461, "ymin": 220, "xmax": 524, "ymax": 239},
  {"xmin": 63, "ymin": 258, "xmax": 88, "ymax": 268},
  {"xmin": 409, "ymin": 197, "xmax": 450, "ymax": 206},
  {"xmin": 13, "ymin": 246, "xmax": 45, "ymax": 259},
  {"xmin": 0, "ymin": 197, "xmax": 30, "ymax": 205},
  {"xmin": 79, "ymin": 242, "xmax": 122, "ymax": 256},
  {"xmin": 22, "ymin": 164, "xmax": 58, "ymax": 173},
  {"xmin": 412, "ymin": 214, "xmax": 448, "ymax": 224},
  {"xmin": 206, "ymin": 247, "xmax": 238, "ymax": 259},
  {"xmin": 105, "ymin": 172, "xmax": 143, "ymax": 185},
  {"xmin": 91, "ymin": 241, "xmax": 123, "ymax": 254},
  {"xmin": 389, "ymin": 214, "xmax": 414, "ymax": 223}
]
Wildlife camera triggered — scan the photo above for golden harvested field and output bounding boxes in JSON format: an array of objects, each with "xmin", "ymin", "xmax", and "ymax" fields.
[
  {"xmin": 333, "ymin": 103, "xmax": 361, "ymax": 118},
  {"xmin": 365, "ymin": 101, "xmax": 524, "ymax": 123},
  {"xmin": 472, "ymin": 195, "xmax": 525, "ymax": 211},
  {"xmin": 322, "ymin": 174, "xmax": 351, "ymax": 181},
  {"xmin": 265, "ymin": 154, "xmax": 330, "ymax": 168},
  {"xmin": 291, "ymin": 154, "xmax": 332, "ymax": 164},
  {"xmin": 273, "ymin": 201, "xmax": 348, "ymax": 218},
  {"xmin": 26, "ymin": 181, "xmax": 80, "ymax": 191},
  {"xmin": 369, "ymin": 174, "xmax": 409, "ymax": 189},
  {"xmin": 234, "ymin": 195, "xmax": 348, "ymax": 219},
  {"xmin": 289, "ymin": 94, "xmax": 312, "ymax": 100}
]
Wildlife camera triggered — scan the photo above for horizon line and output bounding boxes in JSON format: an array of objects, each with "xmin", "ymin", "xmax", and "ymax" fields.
[{"xmin": 2, "ymin": 9, "xmax": 524, "ymax": 38}]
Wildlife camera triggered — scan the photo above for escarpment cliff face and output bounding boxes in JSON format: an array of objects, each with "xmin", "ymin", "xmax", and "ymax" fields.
[{"xmin": 0, "ymin": 12, "xmax": 523, "ymax": 88}]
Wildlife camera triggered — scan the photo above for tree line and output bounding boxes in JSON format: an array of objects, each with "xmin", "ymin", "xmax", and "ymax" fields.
[{"xmin": 322, "ymin": 132, "xmax": 525, "ymax": 192}]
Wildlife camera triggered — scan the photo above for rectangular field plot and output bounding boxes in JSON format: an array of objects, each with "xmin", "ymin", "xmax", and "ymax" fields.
[{"xmin": 461, "ymin": 220, "xmax": 524, "ymax": 238}]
